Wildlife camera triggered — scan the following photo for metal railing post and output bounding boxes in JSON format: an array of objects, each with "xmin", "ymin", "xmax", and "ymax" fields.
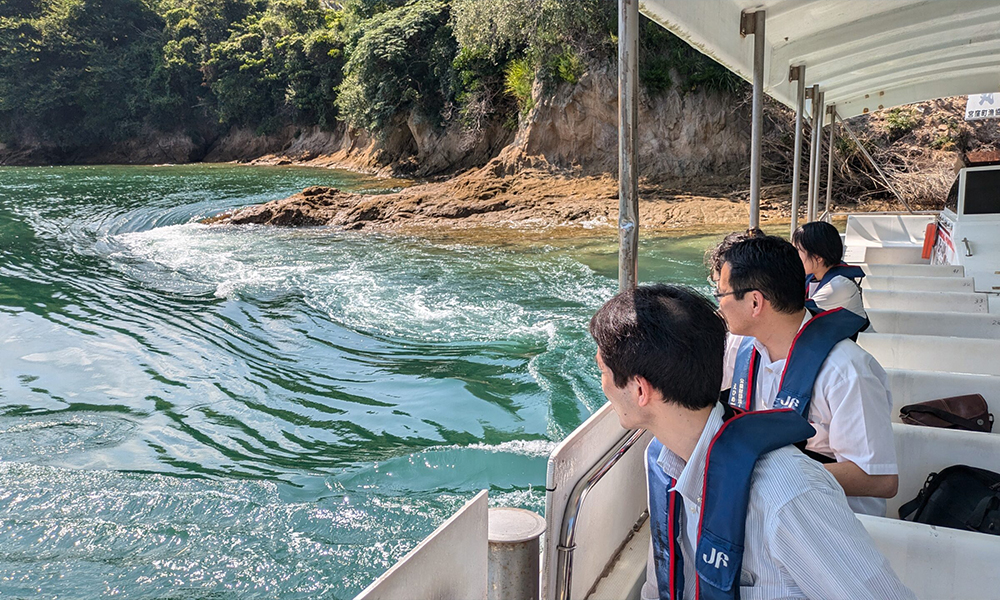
[
  {"xmin": 806, "ymin": 85, "xmax": 819, "ymax": 222},
  {"xmin": 790, "ymin": 66, "xmax": 805, "ymax": 236},
  {"xmin": 742, "ymin": 9, "xmax": 766, "ymax": 230},
  {"xmin": 824, "ymin": 104, "xmax": 837, "ymax": 220},
  {"xmin": 808, "ymin": 89, "xmax": 824, "ymax": 222},
  {"xmin": 618, "ymin": 0, "xmax": 639, "ymax": 292}
]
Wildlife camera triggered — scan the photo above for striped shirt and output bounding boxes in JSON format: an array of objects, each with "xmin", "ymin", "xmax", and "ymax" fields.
[{"xmin": 641, "ymin": 403, "xmax": 915, "ymax": 600}]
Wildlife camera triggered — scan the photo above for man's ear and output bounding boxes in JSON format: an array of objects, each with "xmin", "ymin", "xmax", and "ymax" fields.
[
  {"xmin": 634, "ymin": 375, "xmax": 653, "ymax": 407},
  {"xmin": 749, "ymin": 290, "xmax": 766, "ymax": 318}
]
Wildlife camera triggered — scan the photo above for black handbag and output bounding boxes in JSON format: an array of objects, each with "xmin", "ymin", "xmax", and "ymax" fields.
[{"xmin": 898, "ymin": 465, "xmax": 1000, "ymax": 535}]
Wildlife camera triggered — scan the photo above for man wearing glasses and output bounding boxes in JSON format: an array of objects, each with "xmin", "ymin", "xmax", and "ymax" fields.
[
  {"xmin": 590, "ymin": 284, "xmax": 913, "ymax": 600},
  {"xmin": 714, "ymin": 235, "xmax": 898, "ymax": 517}
]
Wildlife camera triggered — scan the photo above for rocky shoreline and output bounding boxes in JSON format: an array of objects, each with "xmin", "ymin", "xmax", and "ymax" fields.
[{"xmin": 205, "ymin": 159, "xmax": 763, "ymax": 232}]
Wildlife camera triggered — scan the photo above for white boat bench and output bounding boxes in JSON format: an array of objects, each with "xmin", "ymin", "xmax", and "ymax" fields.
[
  {"xmin": 887, "ymin": 369, "xmax": 1000, "ymax": 430},
  {"xmin": 859, "ymin": 514, "xmax": 1000, "ymax": 600},
  {"xmin": 862, "ymin": 289, "xmax": 990, "ymax": 313},
  {"xmin": 867, "ymin": 310, "xmax": 1000, "ymax": 339},
  {"xmin": 861, "ymin": 263, "xmax": 965, "ymax": 278},
  {"xmin": 862, "ymin": 275, "xmax": 975, "ymax": 292}
]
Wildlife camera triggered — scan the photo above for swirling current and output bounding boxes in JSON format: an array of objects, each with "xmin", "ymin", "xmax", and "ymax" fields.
[{"xmin": 0, "ymin": 165, "xmax": 717, "ymax": 599}]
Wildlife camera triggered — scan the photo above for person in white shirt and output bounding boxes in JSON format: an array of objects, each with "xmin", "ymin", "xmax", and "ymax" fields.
[
  {"xmin": 715, "ymin": 235, "xmax": 898, "ymax": 516},
  {"xmin": 589, "ymin": 284, "xmax": 914, "ymax": 600},
  {"xmin": 792, "ymin": 221, "xmax": 868, "ymax": 321}
]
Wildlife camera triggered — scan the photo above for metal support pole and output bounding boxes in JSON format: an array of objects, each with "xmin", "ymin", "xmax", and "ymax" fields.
[
  {"xmin": 789, "ymin": 66, "xmax": 805, "ymax": 236},
  {"xmin": 815, "ymin": 92, "xmax": 826, "ymax": 220},
  {"xmin": 824, "ymin": 105, "xmax": 836, "ymax": 220},
  {"xmin": 806, "ymin": 85, "xmax": 819, "ymax": 222},
  {"xmin": 617, "ymin": 0, "xmax": 639, "ymax": 292},
  {"xmin": 812, "ymin": 92, "xmax": 826, "ymax": 222},
  {"xmin": 742, "ymin": 9, "xmax": 766, "ymax": 230},
  {"xmin": 808, "ymin": 89, "xmax": 824, "ymax": 222}
]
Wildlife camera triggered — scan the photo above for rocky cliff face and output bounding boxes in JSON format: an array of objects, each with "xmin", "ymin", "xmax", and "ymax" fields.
[
  {"xmin": 0, "ymin": 64, "xmax": 751, "ymax": 180},
  {"xmin": 498, "ymin": 66, "xmax": 750, "ymax": 178}
]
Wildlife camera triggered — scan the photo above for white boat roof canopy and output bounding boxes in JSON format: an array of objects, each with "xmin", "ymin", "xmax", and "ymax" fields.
[{"xmin": 641, "ymin": 0, "xmax": 1000, "ymax": 120}]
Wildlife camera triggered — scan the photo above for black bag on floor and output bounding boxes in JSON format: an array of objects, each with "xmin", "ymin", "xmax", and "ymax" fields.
[{"xmin": 898, "ymin": 465, "xmax": 1000, "ymax": 535}]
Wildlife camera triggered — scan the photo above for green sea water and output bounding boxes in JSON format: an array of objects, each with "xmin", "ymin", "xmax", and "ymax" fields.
[{"xmin": 0, "ymin": 165, "xmax": 723, "ymax": 599}]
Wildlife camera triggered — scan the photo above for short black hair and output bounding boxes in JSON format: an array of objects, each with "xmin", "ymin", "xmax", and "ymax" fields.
[
  {"xmin": 721, "ymin": 236, "xmax": 805, "ymax": 314},
  {"xmin": 792, "ymin": 221, "xmax": 844, "ymax": 268},
  {"xmin": 706, "ymin": 228, "xmax": 766, "ymax": 279},
  {"xmin": 589, "ymin": 284, "xmax": 727, "ymax": 411}
]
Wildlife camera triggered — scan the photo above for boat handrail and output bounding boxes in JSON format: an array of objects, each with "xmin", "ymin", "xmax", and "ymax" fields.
[{"xmin": 554, "ymin": 427, "xmax": 647, "ymax": 600}]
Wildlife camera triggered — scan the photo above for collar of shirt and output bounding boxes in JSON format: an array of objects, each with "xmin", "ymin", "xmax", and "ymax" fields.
[
  {"xmin": 750, "ymin": 311, "xmax": 812, "ymax": 372},
  {"xmin": 654, "ymin": 402, "xmax": 725, "ymax": 508}
]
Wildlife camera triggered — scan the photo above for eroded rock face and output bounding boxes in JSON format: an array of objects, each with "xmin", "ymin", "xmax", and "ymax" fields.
[{"xmin": 500, "ymin": 66, "xmax": 749, "ymax": 178}]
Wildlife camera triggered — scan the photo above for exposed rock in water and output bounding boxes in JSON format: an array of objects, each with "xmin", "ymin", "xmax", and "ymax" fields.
[{"xmin": 206, "ymin": 167, "xmax": 757, "ymax": 232}]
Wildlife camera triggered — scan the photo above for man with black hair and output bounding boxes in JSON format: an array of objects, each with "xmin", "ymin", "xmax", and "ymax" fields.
[
  {"xmin": 590, "ymin": 284, "xmax": 913, "ymax": 600},
  {"xmin": 715, "ymin": 235, "xmax": 898, "ymax": 516},
  {"xmin": 705, "ymin": 227, "xmax": 765, "ymax": 283}
]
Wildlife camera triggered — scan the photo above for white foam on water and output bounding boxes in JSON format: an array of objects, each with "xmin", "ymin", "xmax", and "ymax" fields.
[{"xmin": 457, "ymin": 439, "xmax": 557, "ymax": 458}]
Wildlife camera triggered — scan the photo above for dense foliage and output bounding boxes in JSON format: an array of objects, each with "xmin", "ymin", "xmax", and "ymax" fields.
[{"xmin": 0, "ymin": 0, "xmax": 745, "ymax": 149}]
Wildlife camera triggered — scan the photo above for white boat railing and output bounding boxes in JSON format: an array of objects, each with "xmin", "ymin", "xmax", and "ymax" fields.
[{"xmin": 543, "ymin": 403, "xmax": 652, "ymax": 600}]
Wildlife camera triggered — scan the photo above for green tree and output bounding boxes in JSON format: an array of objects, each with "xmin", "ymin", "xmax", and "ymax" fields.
[
  {"xmin": 336, "ymin": 0, "xmax": 456, "ymax": 134},
  {"xmin": 0, "ymin": 0, "xmax": 166, "ymax": 146},
  {"xmin": 204, "ymin": 0, "xmax": 344, "ymax": 132}
]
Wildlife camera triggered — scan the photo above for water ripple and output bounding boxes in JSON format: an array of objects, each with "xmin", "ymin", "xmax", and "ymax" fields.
[{"xmin": 0, "ymin": 165, "xmax": 715, "ymax": 598}]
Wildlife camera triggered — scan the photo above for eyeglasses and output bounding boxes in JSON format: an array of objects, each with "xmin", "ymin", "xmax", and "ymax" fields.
[{"xmin": 712, "ymin": 287, "xmax": 754, "ymax": 300}]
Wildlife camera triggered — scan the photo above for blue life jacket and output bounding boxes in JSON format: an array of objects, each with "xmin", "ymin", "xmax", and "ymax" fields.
[
  {"xmin": 804, "ymin": 264, "xmax": 865, "ymax": 313},
  {"xmin": 728, "ymin": 308, "xmax": 869, "ymax": 416},
  {"xmin": 647, "ymin": 406, "xmax": 816, "ymax": 600}
]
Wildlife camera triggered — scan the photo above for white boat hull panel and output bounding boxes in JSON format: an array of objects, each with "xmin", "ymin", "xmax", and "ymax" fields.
[{"xmin": 543, "ymin": 403, "xmax": 653, "ymax": 600}]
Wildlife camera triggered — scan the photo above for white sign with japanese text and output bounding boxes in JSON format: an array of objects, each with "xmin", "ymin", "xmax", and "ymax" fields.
[{"xmin": 965, "ymin": 94, "xmax": 1000, "ymax": 120}]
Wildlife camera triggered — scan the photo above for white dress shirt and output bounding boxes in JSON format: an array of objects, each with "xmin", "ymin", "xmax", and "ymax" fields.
[
  {"xmin": 641, "ymin": 403, "xmax": 915, "ymax": 600},
  {"xmin": 721, "ymin": 313, "xmax": 897, "ymax": 516},
  {"xmin": 808, "ymin": 275, "xmax": 867, "ymax": 320}
]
